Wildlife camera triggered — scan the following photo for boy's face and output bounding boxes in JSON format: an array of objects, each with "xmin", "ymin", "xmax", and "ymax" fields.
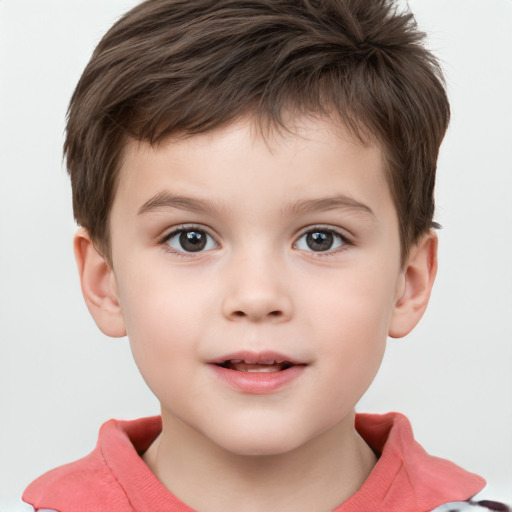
[{"xmin": 96, "ymin": 116, "xmax": 428, "ymax": 456}]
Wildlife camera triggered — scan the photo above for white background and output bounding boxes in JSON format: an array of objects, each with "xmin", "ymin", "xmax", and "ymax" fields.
[{"xmin": 0, "ymin": 0, "xmax": 511, "ymax": 509}]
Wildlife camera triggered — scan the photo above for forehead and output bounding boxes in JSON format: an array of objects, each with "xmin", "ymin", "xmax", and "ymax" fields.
[
  {"xmin": 113, "ymin": 115, "xmax": 392, "ymax": 222},
  {"xmin": 121, "ymin": 114, "xmax": 382, "ymax": 173}
]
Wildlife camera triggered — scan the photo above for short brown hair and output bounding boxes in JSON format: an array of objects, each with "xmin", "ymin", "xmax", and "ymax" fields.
[{"xmin": 65, "ymin": 0, "xmax": 449, "ymax": 261}]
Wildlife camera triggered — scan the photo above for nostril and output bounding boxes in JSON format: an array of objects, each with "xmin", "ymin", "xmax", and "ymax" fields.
[{"xmin": 231, "ymin": 310, "xmax": 281, "ymax": 318}]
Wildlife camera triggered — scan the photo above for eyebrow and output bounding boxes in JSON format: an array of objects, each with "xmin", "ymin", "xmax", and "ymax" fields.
[
  {"xmin": 138, "ymin": 191, "xmax": 375, "ymax": 218},
  {"xmin": 285, "ymin": 196, "xmax": 375, "ymax": 218},
  {"xmin": 138, "ymin": 191, "xmax": 224, "ymax": 216}
]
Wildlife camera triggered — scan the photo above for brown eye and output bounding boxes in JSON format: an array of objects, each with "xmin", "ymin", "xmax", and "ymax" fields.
[
  {"xmin": 295, "ymin": 229, "xmax": 346, "ymax": 253},
  {"xmin": 165, "ymin": 228, "xmax": 217, "ymax": 253},
  {"xmin": 306, "ymin": 231, "xmax": 334, "ymax": 251},
  {"xmin": 179, "ymin": 230, "xmax": 207, "ymax": 252}
]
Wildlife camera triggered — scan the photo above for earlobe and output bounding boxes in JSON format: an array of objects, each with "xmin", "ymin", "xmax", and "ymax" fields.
[
  {"xmin": 388, "ymin": 231, "xmax": 438, "ymax": 339},
  {"xmin": 74, "ymin": 228, "xmax": 127, "ymax": 338}
]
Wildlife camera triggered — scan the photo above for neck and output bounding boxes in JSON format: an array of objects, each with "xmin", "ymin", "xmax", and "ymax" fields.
[{"xmin": 143, "ymin": 409, "xmax": 378, "ymax": 512}]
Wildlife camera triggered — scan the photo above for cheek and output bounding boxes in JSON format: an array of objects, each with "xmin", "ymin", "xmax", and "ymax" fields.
[
  {"xmin": 119, "ymin": 257, "xmax": 210, "ymax": 329},
  {"xmin": 300, "ymin": 267, "xmax": 396, "ymax": 385},
  {"xmin": 115, "ymin": 263, "xmax": 212, "ymax": 381},
  {"xmin": 303, "ymin": 264, "xmax": 397, "ymax": 338}
]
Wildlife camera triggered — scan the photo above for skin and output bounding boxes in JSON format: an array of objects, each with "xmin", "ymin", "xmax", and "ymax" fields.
[{"xmin": 75, "ymin": 116, "xmax": 437, "ymax": 512}]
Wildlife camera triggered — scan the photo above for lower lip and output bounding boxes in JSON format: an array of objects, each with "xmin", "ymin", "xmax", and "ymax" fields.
[{"xmin": 208, "ymin": 364, "xmax": 305, "ymax": 394}]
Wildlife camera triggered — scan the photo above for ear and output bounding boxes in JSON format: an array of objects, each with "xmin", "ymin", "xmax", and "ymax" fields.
[
  {"xmin": 74, "ymin": 228, "xmax": 126, "ymax": 338},
  {"xmin": 388, "ymin": 231, "xmax": 438, "ymax": 338}
]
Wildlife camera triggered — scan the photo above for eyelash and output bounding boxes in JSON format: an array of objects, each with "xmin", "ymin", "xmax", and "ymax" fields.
[
  {"xmin": 158, "ymin": 225, "xmax": 352, "ymax": 257},
  {"xmin": 160, "ymin": 225, "xmax": 218, "ymax": 257},
  {"xmin": 294, "ymin": 226, "xmax": 351, "ymax": 256}
]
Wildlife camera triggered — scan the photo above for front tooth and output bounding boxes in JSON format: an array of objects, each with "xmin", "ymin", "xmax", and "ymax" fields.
[{"xmin": 244, "ymin": 366, "xmax": 279, "ymax": 373}]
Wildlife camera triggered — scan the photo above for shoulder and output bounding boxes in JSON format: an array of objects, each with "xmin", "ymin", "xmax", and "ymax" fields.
[
  {"xmin": 22, "ymin": 416, "xmax": 162, "ymax": 512},
  {"xmin": 22, "ymin": 445, "xmax": 132, "ymax": 511},
  {"xmin": 21, "ymin": 417, "xmax": 161, "ymax": 512}
]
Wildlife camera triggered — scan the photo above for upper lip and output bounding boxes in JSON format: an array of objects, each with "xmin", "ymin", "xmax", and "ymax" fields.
[{"xmin": 208, "ymin": 350, "xmax": 305, "ymax": 366}]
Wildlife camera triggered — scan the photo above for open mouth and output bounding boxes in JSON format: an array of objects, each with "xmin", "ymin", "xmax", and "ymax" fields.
[
  {"xmin": 217, "ymin": 360, "xmax": 296, "ymax": 373},
  {"xmin": 209, "ymin": 353, "xmax": 306, "ymax": 393}
]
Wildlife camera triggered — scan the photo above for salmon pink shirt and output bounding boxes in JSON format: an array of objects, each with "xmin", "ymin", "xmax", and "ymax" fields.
[{"xmin": 23, "ymin": 413, "xmax": 485, "ymax": 512}]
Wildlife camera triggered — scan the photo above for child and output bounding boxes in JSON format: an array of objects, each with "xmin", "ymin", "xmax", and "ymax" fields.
[{"xmin": 21, "ymin": 0, "xmax": 510, "ymax": 511}]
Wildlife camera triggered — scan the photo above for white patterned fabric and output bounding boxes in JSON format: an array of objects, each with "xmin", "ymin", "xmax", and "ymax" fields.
[{"xmin": 431, "ymin": 501, "xmax": 511, "ymax": 512}]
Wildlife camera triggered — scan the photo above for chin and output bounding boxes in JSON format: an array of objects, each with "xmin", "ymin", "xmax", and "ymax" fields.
[
  {"xmin": 221, "ymin": 437, "xmax": 301, "ymax": 457},
  {"xmin": 207, "ymin": 421, "xmax": 314, "ymax": 457}
]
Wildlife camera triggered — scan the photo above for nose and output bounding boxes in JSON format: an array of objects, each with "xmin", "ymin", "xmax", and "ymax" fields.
[{"xmin": 221, "ymin": 251, "xmax": 293, "ymax": 323}]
